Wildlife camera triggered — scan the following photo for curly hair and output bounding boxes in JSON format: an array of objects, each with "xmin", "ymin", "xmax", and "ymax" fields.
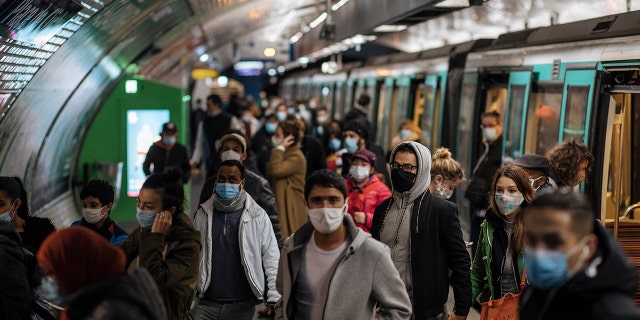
[
  {"xmin": 546, "ymin": 140, "xmax": 594, "ymax": 187},
  {"xmin": 489, "ymin": 165, "xmax": 535, "ymax": 256},
  {"xmin": 278, "ymin": 119, "xmax": 304, "ymax": 144}
]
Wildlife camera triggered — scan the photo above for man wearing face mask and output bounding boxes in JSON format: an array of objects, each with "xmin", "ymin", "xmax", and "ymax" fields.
[
  {"xmin": 230, "ymin": 105, "xmax": 261, "ymax": 143},
  {"xmin": 199, "ymin": 133, "xmax": 284, "ymax": 248},
  {"xmin": 192, "ymin": 94, "xmax": 233, "ymax": 178},
  {"xmin": 193, "ymin": 160, "xmax": 280, "ymax": 319},
  {"xmin": 513, "ymin": 153, "xmax": 555, "ymax": 194},
  {"xmin": 143, "ymin": 122, "xmax": 191, "ymax": 183},
  {"xmin": 520, "ymin": 191, "xmax": 640, "ymax": 319},
  {"xmin": 275, "ymin": 169, "xmax": 412, "ymax": 319},
  {"xmin": 371, "ymin": 142, "xmax": 472, "ymax": 320},
  {"xmin": 465, "ymin": 111, "xmax": 503, "ymax": 256},
  {"xmin": 346, "ymin": 149, "xmax": 391, "ymax": 233},
  {"xmin": 72, "ymin": 179, "xmax": 128, "ymax": 245},
  {"xmin": 252, "ymin": 114, "xmax": 279, "ymax": 177},
  {"xmin": 342, "ymin": 119, "xmax": 389, "ymax": 185}
]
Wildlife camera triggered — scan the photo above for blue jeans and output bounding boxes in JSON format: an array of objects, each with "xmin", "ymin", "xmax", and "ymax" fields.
[{"xmin": 192, "ymin": 298, "xmax": 256, "ymax": 320}]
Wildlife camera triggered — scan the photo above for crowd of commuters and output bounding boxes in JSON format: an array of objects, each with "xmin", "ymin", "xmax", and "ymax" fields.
[{"xmin": 1, "ymin": 93, "xmax": 639, "ymax": 320}]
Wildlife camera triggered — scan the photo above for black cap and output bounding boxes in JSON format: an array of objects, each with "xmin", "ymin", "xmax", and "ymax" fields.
[
  {"xmin": 343, "ymin": 119, "xmax": 369, "ymax": 142},
  {"xmin": 161, "ymin": 122, "xmax": 177, "ymax": 134},
  {"xmin": 514, "ymin": 153, "xmax": 549, "ymax": 172}
]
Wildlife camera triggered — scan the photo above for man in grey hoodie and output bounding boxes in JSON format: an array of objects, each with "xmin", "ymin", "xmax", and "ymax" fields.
[
  {"xmin": 275, "ymin": 169, "xmax": 412, "ymax": 320},
  {"xmin": 371, "ymin": 141, "xmax": 472, "ymax": 320}
]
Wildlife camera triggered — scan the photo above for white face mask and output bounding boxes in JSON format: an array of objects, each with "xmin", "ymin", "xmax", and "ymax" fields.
[
  {"xmin": 349, "ymin": 165, "xmax": 370, "ymax": 182},
  {"xmin": 434, "ymin": 182, "xmax": 454, "ymax": 199},
  {"xmin": 306, "ymin": 202, "xmax": 347, "ymax": 234},
  {"xmin": 221, "ymin": 150, "xmax": 242, "ymax": 162},
  {"xmin": 82, "ymin": 206, "xmax": 107, "ymax": 224},
  {"xmin": 482, "ymin": 128, "xmax": 499, "ymax": 142}
]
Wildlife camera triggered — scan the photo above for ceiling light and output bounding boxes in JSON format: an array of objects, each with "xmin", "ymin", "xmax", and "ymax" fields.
[
  {"xmin": 310, "ymin": 13, "xmax": 328, "ymax": 29},
  {"xmin": 277, "ymin": 66, "xmax": 286, "ymax": 73},
  {"xmin": 264, "ymin": 47, "xmax": 276, "ymax": 57},
  {"xmin": 289, "ymin": 32, "xmax": 303, "ymax": 44},
  {"xmin": 331, "ymin": 0, "xmax": 349, "ymax": 11},
  {"xmin": 267, "ymin": 69, "xmax": 277, "ymax": 76},
  {"xmin": 299, "ymin": 57, "xmax": 309, "ymax": 64},
  {"xmin": 373, "ymin": 25, "xmax": 408, "ymax": 32},
  {"xmin": 217, "ymin": 76, "xmax": 228, "ymax": 88},
  {"xmin": 199, "ymin": 54, "xmax": 209, "ymax": 62}
]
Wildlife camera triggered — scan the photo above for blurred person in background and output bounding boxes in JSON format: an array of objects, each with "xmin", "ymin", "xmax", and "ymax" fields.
[
  {"xmin": 546, "ymin": 139, "xmax": 594, "ymax": 189},
  {"xmin": 192, "ymin": 94, "xmax": 233, "ymax": 178},
  {"xmin": 428, "ymin": 147, "xmax": 464, "ymax": 200},
  {"xmin": 251, "ymin": 114, "xmax": 279, "ymax": 177},
  {"xmin": 0, "ymin": 176, "xmax": 55, "ymax": 253},
  {"xmin": 513, "ymin": 153, "xmax": 554, "ymax": 194},
  {"xmin": 38, "ymin": 226, "xmax": 166, "ymax": 320},
  {"xmin": 231, "ymin": 104, "xmax": 261, "ymax": 144},
  {"xmin": 267, "ymin": 119, "xmax": 307, "ymax": 238},
  {"xmin": 342, "ymin": 119, "xmax": 389, "ymax": 185},
  {"xmin": 72, "ymin": 179, "xmax": 127, "ymax": 245},
  {"xmin": 298, "ymin": 119, "xmax": 327, "ymax": 177},
  {"xmin": 0, "ymin": 220, "xmax": 31, "ymax": 319},
  {"xmin": 345, "ymin": 149, "xmax": 391, "ymax": 233},
  {"xmin": 324, "ymin": 124, "xmax": 346, "ymax": 175},
  {"xmin": 119, "ymin": 169, "xmax": 201, "ymax": 319},
  {"xmin": 143, "ymin": 122, "xmax": 191, "ymax": 183},
  {"xmin": 390, "ymin": 120, "xmax": 422, "ymax": 151}
]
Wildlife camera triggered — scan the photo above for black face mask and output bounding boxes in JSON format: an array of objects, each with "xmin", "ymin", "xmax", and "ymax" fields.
[{"xmin": 391, "ymin": 168, "xmax": 417, "ymax": 193}]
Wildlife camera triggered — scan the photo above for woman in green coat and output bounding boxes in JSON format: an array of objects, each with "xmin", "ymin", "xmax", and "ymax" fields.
[
  {"xmin": 119, "ymin": 168, "xmax": 201, "ymax": 319},
  {"xmin": 471, "ymin": 165, "xmax": 534, "ymax": 305}
]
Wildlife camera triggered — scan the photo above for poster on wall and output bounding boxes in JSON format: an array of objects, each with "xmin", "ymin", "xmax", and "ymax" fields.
[
  {"xmin": 126, "ymin": 109, "xmax": 169, "ymax": 197},
  {"xmin": 0, "ymin": 0, "xmax": 83, "ymax": 46}
]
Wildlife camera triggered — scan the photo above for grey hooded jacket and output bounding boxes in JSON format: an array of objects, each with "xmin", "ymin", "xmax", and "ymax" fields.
[{"xmin": 275, "ymin": 215, "xmax": 412, "ymax": 320}]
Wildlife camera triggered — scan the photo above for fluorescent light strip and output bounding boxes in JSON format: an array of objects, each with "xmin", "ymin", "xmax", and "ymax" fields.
[
  {"xmin": 331, "ymin": 0, "xmax": 349, "ymax": 11},
  {"xmin": 309, "ymin": 12, "xmax": 328, "ymax": 29}
]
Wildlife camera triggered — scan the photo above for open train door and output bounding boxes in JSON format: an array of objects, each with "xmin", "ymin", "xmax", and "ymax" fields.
[{"xmin": 503, "ymin": 69, "xmax": 533, "ymax": 164}]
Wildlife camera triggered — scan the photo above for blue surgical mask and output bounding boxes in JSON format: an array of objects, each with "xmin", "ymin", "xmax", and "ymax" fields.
[
  {"xmin": 162, "ymin": 136, "xmax": 176, "ymax": 145},
  {"xmin": 344, "ymin": 137, "xmax": 359, "ymax": 153},
  {"xmin": 329, "ymin": 138, "xmax": 342, "ymax": 151},
  {"xmin": 276, "ymin": 111, "xmax": 287, "ymax": 121},
  {"xmin": 399, "ymin": 129, "xmax": 411, "ymax": 139},
  {"xmin": 0, "ymin": 202, "xmax": 15, "ymax": 222},
  {"xmin": 216, "ymin": 183, "xmax": 241, "ymax": 199},
  {"xmin": 40, "ymin": 275, "xmax": 63, "ymax": 306},
  {"xmin": 494, "ymin": 193, "xmax": 524, "ymax": 216},
  {"xmin": 265, "ymin": 122, "xmax": 277, "ymax": 134},
  {"xmin": 524, "ymin": 238, "xmax": 590, "ymax": 289},
  {"xmin": 136, "ymin": 208, "xmax": 157, "ymax": 228}
]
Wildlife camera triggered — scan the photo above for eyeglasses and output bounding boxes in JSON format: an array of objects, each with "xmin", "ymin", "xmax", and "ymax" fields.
[{"xmin": 392, "ymin": 162, "xmax": 418, "ymax": 172}]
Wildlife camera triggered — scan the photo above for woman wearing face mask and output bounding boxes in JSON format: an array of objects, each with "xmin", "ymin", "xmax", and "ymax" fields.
[
  {"xmin": 471, "ymin": 165, "xmax": 534, "ymax": 307},
  {"xmin": 324, "ymin": 123, "xmax": 346, "ymax": 175},
  {"xmin": 118, "ymin": 168, "xmax": 201, "ymax": 320},
  {"xmin": 346, "ymin": 149, "xmax": 391, "ymax": 233},
  {"xmin": 0, "ymin": 176, "xmax": 55, "ymax": 253},
  {"xmin": 38, "ymin": 227, "xmax": 167, "ymax": 320},
  {"xmin": 266, "ymin": 119, "xmax": 307, "ymax": 238},
  {"xmin": 71, "ymin": 179, "xmax": 127, "ymax": 245},
  {"xmin": 428, "ymin": 148, "xmax": 464, "ymax": 200},
  {"xmin": 389, "ymin": 120, "xmax": 422, "ymax": 152}
]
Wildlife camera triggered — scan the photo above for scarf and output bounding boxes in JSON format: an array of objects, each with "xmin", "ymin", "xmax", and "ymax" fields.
[{"xmin": 213, "ymin": 189, "xmax": 247, "ymax": 213}]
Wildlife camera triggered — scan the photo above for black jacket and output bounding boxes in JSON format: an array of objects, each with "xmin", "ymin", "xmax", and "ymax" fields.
[
  {"xmin": 250, "ymin": 126, "xmax": 274, "ymax": 177},
  {"xmin": 143, "ymin": 142, "xmax": 191, "ymax": 183},
  {"xmin": 199, "ymin": 169, "xmax": 284, "ymax": 249},
  {"xmin": 344, "ymin": 107, "xmax": 369, "ymax": 125},
  {"xmin": 19, "ymin": 216, "xmax": 55, "ymax": 253},
  {"xmin": 519, "ymin": 221, "xmax": 640, "ymax": 320},
  {"xmin": 464, "ymin": 135, "xmax": 503, "ymax": 209},
  {"xmin": 301, "ymin": 135, "xmax": 326, "ymax": 177},
  {"xmin": 0, "ymin": 221, "xmax": 31, "ymax": 320},
  {"xmin": 371, "ymin": 191, "xmax": 472, "ymax": 318}
]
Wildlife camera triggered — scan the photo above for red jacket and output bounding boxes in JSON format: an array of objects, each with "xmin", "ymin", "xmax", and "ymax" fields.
[{"xmin": 346, "ymin": 174, "xmax": 391, "ymax": 232}]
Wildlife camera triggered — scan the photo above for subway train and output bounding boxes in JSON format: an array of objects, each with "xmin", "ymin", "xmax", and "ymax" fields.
[{"xmin": 281, "ymin": 10, "xmax": 640, "ymax": 301}]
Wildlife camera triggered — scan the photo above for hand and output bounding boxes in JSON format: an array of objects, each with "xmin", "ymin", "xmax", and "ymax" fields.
[
  {"xmin": 280, "ymin": 135, "xmax": 295, "ymax": 148},
  {"xmin": 448, "ymin": 313, "xmax": 467, "ymax": 320},
  {"xmin": 151, "ymin": 210, "xmax": 172, "ymax": 235},
  {"xmin": 354, "ymin": 211, "xmax": 366, "ymax": 224},
  {"xmin": 258, "ymin": 304, "xmax": 275, "ymax": 317}
]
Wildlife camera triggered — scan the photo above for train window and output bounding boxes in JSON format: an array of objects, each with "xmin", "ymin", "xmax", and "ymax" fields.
[
  {"xmin": 505, "ymin": 85, "xmax": 526, "ymax": 161},
  {"xmin": 421, "ymin": 83, "xmax": 433, "ymax": 147},
  {"xmin": 563, "ymin": 86, "xmax": 589, "ymax": 142},
  {"xmin": 457, "ymin": 81, "xmax": 478, "ymax": 177},
  {"xmin": 485, "ymin": 88, "xmax": 508, "ymax": 116},
  {"xmin": 524, "ymin": 85, "xmax": 562, "ymax": 155}
]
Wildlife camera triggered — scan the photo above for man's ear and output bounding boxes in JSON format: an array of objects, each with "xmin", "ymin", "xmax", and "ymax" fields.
[{"xmin": 241, "ymin": 153, "xmax": 248, "ymax": 162}]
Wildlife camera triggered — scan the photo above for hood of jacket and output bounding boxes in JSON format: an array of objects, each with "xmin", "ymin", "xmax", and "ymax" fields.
[
  {"xmin": 389, "ymin": 141, "xmax": 431, "ymax": 203},
  {"xmin": 560, "ymin": 221, "xmax": 637, "ymax": 298}
]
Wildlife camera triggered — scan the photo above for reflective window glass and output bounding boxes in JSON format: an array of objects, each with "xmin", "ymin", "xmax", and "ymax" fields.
[
  {"xmin": 563, "ymin": 86, "xmax": 590, "ymax": 142},
  {"xmin": 505, "ymin": 85, "xmax": 526, "ymax": 161},
  {"xmin": 524, "ymin": 86, "xmax": 562, "ymax": 155}
]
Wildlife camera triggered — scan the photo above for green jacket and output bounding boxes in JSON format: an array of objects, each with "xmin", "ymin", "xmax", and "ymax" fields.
[
  {"xmin": 119, "ymin": 213, "xmax": 202, "ymax": 319},
  {"xmin": 470, "ymin": 217, "xmax": 524, "ymax": 304}
]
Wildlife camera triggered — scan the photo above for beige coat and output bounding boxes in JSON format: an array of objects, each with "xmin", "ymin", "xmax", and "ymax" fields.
[{"xmin": 267, "ymin": 146, "xmax": 307, "ymax": 237}]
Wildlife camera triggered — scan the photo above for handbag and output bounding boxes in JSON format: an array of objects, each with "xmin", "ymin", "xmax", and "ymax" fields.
[{"xmin": 480, "ymin": 270, "xmax": 527, "ymax": 320}]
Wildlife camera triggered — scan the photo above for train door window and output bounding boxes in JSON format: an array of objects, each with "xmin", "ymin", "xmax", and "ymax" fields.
[
  {"xmin": 431, "ymin": 74, "xmax": 445, "ymax": 148},
  {"xmin": 413, "ymin": 83, "xmax": 427, "ymax": 146},
  {"xmin": 603, "ymin": 93, "xmax": 639, "ymax": 223},
  {"xmin": 457, "ymin": 73, "xmax": 479, "ymax": 183},
  {"xmin": 562, "ymin": 86, "xmax": 589, "ymax": 142},
  {"xmin": 334, "ymin": 82, "xmax": 344, "ymax": 119},
  {"xmin": 504, "ymin": 85, "xmax": 526, "ymax": 161},
  {"xmin": 373, "ymin": 79, "xmax": 386, "ymax": 146},
  {"xmin": 422, "ymin": 75, "xmax": 438, "ymax": 148},
  {"xmin": 388, "ymin": 80, "xmax": 401, "ymax": 151},
  {"xmin": 524, "ymin": 85, "xmax": 562, "ymax": 155}
]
